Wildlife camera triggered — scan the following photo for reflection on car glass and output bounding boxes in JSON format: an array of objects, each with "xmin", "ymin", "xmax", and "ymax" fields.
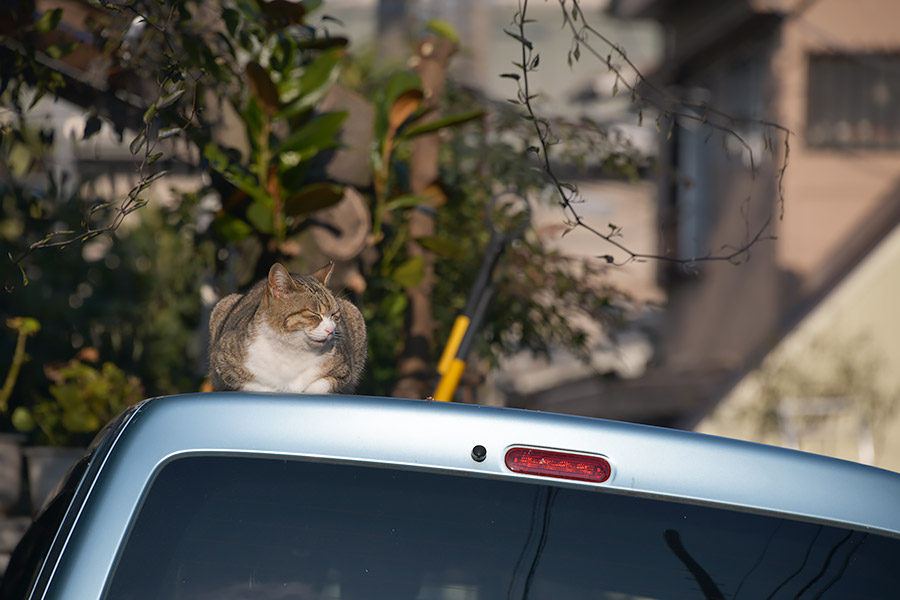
[{"xmin": 105, "ymin": 456, "xmax": 900, "ymax": 600}]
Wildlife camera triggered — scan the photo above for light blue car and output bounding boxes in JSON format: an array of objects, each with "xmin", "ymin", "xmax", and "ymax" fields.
[{"xmin": 3, "ymin": 393, "xmax": 899, "ymax": 599}]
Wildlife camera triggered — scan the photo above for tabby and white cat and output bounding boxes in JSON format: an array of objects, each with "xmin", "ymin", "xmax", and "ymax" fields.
[{"xmin": 208, "ymin": 262, "xmax": 366, "ymax": 394}]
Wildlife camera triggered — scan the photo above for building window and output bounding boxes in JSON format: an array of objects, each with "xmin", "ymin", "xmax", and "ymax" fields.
[{"xmin": 806, "ymin": 53, "xmax": 900, "ymax": 149}]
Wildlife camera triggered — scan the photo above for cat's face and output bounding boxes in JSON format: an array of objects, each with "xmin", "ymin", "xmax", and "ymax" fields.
[
  {"xmin": 283, "ymin": 303, "xmax": 341, "ymax": 344},
  {"xmin": 263, "ymin": 263, "xmax": 341, "ymax": 347}
]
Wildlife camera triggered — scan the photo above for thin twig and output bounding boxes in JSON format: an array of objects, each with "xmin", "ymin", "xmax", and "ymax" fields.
[
  {"xmin": 8, "ymin": 3, "xmax": 202, "ymax": 280},
  {"xmin": 510, "ymin": 0, "xmax": 789, "ymax": 267}
]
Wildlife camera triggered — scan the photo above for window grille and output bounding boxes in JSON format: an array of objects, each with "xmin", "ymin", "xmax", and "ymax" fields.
[{"xmin": 806, "ymin": 53, "xmax": 900, "ymax": 149}]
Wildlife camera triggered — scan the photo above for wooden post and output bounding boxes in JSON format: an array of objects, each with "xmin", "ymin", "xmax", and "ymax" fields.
[{"xmin": 391, "ymin": 35, "xmax": 456, "ymax": 399}]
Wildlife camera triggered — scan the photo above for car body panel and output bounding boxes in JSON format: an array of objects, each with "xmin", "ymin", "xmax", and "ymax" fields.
[{"xmin": 24, "ymin": 393, "xmax": 900, "ymax": 599}]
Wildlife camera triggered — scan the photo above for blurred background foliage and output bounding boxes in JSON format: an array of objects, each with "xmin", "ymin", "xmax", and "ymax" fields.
[{"xmin": 1, "ymin": 0, "xmax": 642, "ymax": 441}]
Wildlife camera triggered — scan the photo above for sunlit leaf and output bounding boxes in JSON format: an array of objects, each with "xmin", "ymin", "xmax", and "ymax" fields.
[
  {"xmin": 389, "ymin": 89, "xmax": 423, "ymax": 132},
  {"xmin": 11, "ymin": 407, "xmax": 35, "ymax": 432},
  {"xmin": 34, "ymin": 8, "xmax": 63, "ymax": 34},
  {"xmin": 142, "ymin": 103, "xmax": 157, "ymax": 124},
  {"xmin": 402, "ymin": 109, "xmax": 484, "ymax": 139},
  {"xmin": 277, "ymin": 111, "xmax": 347, "ymax": 155},
  {"xmin": 384, "ymin": 194, "xmax": 425, "ymax": 211},
  {"xmin": 246, "ymin": 200, "xmax": 274, "ymax": 234},
  {"xmin": 157, "ymin": 88, "xmax": 185, "ymax": 109},
  {"xmin": 279, "ymin": 49, "xmax": 343, "ymax": 117},
  {"xmin": 391, "ymin": 256, "xmax": 425, "ymax": 289},
  {"xmin": 426, "ymin": 19, "xmax": 459, "ymax": 44},
  {"xmin": 158, "ymin": 127, "xmax": 181, "ymax": 140},
  {"xmin": 375, "ymin": 71, "xmax": 422, "ymax": 142},
  {"xmin": 416, "ymin": 236, "xmax": 463, "ymax": 259}
]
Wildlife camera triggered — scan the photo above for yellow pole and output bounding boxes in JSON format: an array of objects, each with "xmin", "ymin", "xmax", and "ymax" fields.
[
  {"xmin": 437, "ymin": 315, "xmax": 470, "ymax": 375},
  {"xmin": 433, "ymin": 358, "xmax": 466, "ymax": 402}
]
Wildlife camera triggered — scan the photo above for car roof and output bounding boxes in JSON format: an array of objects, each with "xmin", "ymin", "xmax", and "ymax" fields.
[
  {"xmin": 43, "ymin": 392, "xmax": 900, "ymax": 598},
  {"xmin": 100, "ymin": 392, "xmax": 900, "ymax": 538}
]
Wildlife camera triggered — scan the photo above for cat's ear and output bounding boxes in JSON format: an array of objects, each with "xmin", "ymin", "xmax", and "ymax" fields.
[
  {"xmin": 267, "ymin": 263, "xmax": 297, "ymax": 301},
  {"xmin": 310, "ymin": 262, "xmax": 335, "ymax": 286}
]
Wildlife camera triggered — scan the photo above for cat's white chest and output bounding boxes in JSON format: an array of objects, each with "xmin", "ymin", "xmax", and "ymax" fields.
[{"xmin": 243, "ymin": 321, "xmax": 330, "ymax": 393}]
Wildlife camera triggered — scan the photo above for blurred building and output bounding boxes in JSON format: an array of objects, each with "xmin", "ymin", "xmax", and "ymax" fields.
[{"xmin": 553, "ymin": 0, "xmax": 900, "ymax": 470}]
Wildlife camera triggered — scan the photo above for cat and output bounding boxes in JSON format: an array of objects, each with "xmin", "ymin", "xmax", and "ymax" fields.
[{"xmin": 208, "ymin": 262, "xmax": 367, "ymax": 394}]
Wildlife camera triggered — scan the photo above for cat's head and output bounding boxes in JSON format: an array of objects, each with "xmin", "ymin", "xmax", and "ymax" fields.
[{"xmin": 262, "ymin": 262, "xmax": 342, "ymax": 347}]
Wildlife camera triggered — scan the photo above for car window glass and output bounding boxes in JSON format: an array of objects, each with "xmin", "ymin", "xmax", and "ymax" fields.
[{"xmin": 105, "ymin": 456, "xmax": 900, "ymax": 600}]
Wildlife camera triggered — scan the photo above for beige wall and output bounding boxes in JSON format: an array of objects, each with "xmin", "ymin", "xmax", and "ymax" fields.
[
  {"xmin": 697, "ymin": 223, "xmax": 900, "ymax": 472},
  {"xmin": 774, "ymin": 0, "xmax": 900, "ymax": 285}
]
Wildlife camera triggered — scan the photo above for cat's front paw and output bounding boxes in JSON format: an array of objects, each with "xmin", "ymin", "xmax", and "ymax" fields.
[
  {"xmin": 303, "ymin": 378, "xmax": 334, "ymax": 394},
  {"xmin": 241, "ymin": 380, "xmax": 273, "ymax": 393}
]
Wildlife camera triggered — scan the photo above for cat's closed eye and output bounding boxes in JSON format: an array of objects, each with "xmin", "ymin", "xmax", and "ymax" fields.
[{"xmin": 285, "ymin": 310, "xmax": 318, "ymax": 329}]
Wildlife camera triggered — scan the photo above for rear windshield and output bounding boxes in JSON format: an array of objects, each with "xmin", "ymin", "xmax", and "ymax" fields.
[{"xmin": 105, "ymin": 456, "xmax": 899, "ymax": 600}]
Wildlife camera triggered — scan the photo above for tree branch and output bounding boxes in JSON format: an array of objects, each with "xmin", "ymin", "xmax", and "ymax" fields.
[{"xmin": 508, "ymin": 0, "xmax": 790, "ymax": 267}]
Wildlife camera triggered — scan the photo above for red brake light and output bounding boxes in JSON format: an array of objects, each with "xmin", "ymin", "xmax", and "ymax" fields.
[{"xmin": 505, "ymin": 447, "xmax": 611, "ymax": 483}]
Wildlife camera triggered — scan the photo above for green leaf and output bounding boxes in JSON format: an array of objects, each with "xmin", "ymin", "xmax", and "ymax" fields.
[
  {"xmin": 402, "ymin": 109, "xmax": 484, "ymax": 139},
  {"xmin": 246, "ymin": 200, "xmax": 274, "ymax": 234},
  {"xmin": 277, "ymin": 111, "xmax": 347, "ymax": 155},
  {"xmin": 283, "ymin": 182, "xmax": 344, "ymax": 217},
  {"xmin": 384, "ymin": 71, "xmax": 422, "ymax": 110},
  {"xmin": 158, "ymin": 127, "xmax": 181, "ymax": 140},
  {"xmin": 416, "ymin": 236, "xmax": 463, "ymax": 259},
  {"xmin": 129, "ymin": 129, "xmax": 146, "ymax": 155},
  {"xmin": 279, "ymin": 49, "xmax": 343, "ymax": 116},
  {"xmin": 34, "ymin": 8, "xmax": 63, "ymax": 34},
  {"xmin": 142, "ymin": 103, "xmax": 157, "ymax": 124},
  {"xmin": 246, "ymin": 61, "xmax": 280, "ymax": 116},
  {"xmin": 300, "ymin": 49, "xmax": 343, "ymax": 93},
  {"xmin": 45, "ymin": 42, "xmax": 77, "ymax": 60},
  {"xmin": 157, "ymin": 88, "xmax": 185, "ymax": 109},
  {"xmin": 138, "ymin": 170, "xmax": 169, "ymax": 191},
  {"xmin": 426, "ymin": 19, "xmax": 459, "ymax": 44},
  {"xmin": 381, "ymin": 292, "xmax": 407, "ymax": 319},
  {"xmin": 214, "ymin": 214, "xmax": 254, "ymax": 242},
  {"xmin": 384, "ymin": 194, "xmax": 425, "ymax": 212},
  {"xmin": 391, "ymin": 256, "xmax": 425, "ymax": 289},
  {"xmin": 503, "ymin": 29, "xmax": 532, "ymax": 50},
  {"xmin": 204, "ymin": 144, "xmax": 270, "ymax": 204},
  {"xmin": 223, "ymin": 7, "xmax": 240, "ymax": 37},
  {"xmin": 11, "ymin": 407, "xmax": 35, "ymax": 433},
  {"xmin": 376, "ymin": 71, "xmax": 422, "ymax": 142}
]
